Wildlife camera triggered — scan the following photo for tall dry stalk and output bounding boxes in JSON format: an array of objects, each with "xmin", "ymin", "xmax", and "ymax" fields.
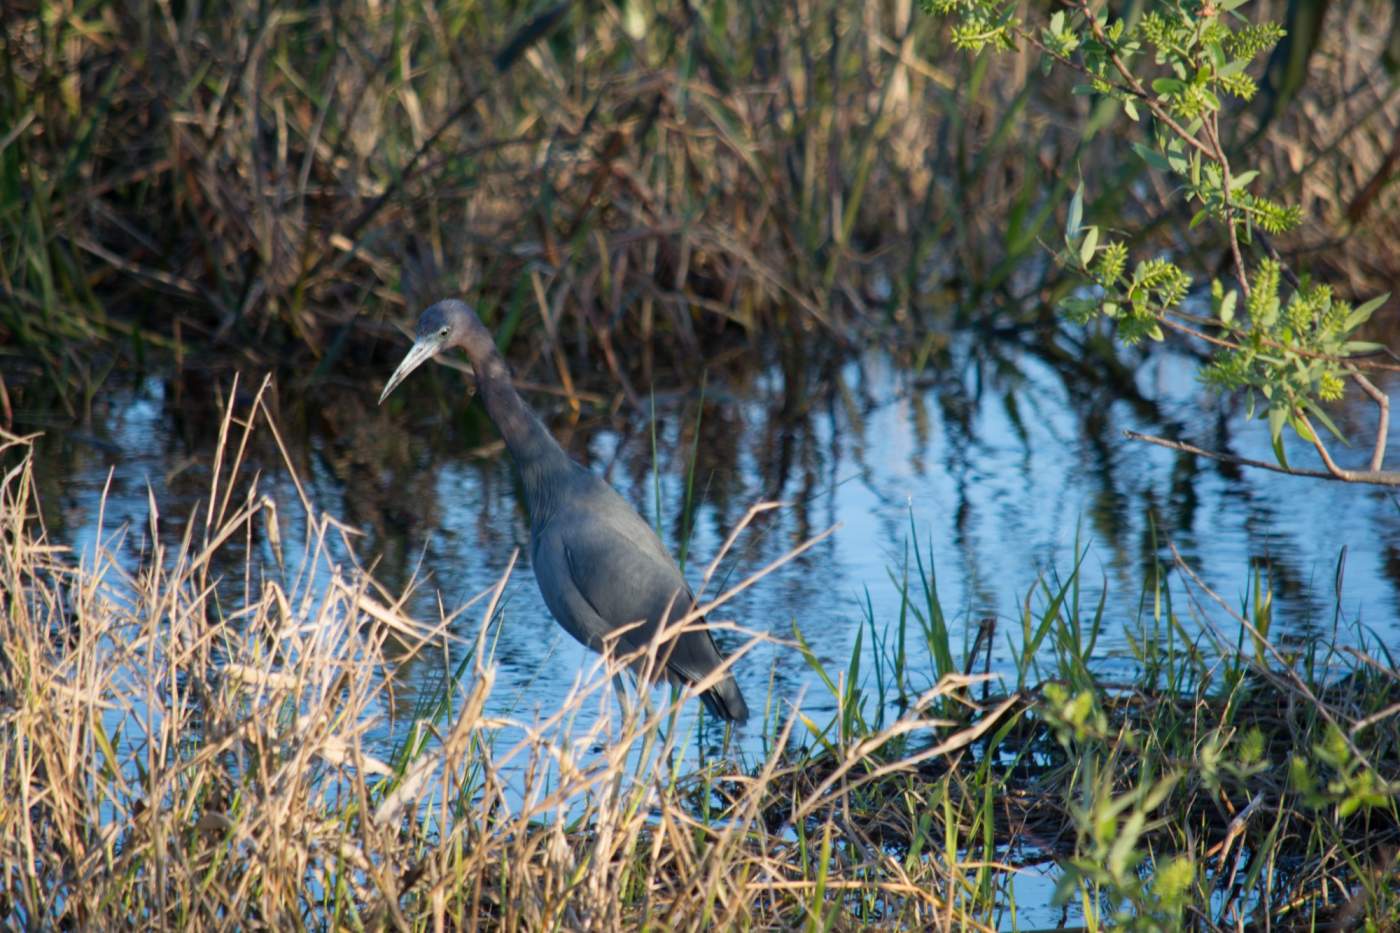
[{"xmin": 0, "ymin": 386, "xmax": 1004, "ymax": 929}]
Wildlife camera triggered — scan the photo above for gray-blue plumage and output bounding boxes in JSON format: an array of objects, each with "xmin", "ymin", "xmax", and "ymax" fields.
[{"xmin": 379, "ymin": 299, "xmax": 749, "ymax": 722}]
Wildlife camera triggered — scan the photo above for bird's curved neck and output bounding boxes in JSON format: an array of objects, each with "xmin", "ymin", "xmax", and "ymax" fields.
[{"xmin": 466, "ymin": 346, "xmax": 574, "ymax": 520}]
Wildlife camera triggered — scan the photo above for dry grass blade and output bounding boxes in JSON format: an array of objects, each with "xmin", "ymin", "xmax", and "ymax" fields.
[{"xmin": 0, "ymin": 397, "xmax": 1012, "ymax": 929}]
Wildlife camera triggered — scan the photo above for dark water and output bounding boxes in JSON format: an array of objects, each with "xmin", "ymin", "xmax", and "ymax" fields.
[{"xmin": 19, "ymin": 340, "xmax": 1399, "ymax": 924}]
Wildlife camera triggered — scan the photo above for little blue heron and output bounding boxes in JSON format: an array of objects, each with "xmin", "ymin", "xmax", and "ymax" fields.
[{"xmin": 378, "ymin": 300, "xmax": 750, "ymax": 723}]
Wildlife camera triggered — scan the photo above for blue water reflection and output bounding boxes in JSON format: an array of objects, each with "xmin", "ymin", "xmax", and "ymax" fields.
[{"xmin": 29, "ymin": 344, "xmax": 1399, "ymax": 758}]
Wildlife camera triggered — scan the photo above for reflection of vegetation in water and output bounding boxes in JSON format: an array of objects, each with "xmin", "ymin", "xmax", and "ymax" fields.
[
  {"xmin": 22, "ymin": 321, "xmax": 1400, "ymax": 673},
  {"xmin": 4, "ymin": 0, "xmax": 1397, "ymax": 413},
  {"xmin": 5, "ymin": 404, "xmax": 1398, "ymax": 928},
  {"xmin": 6, "ymin": 0, "xmax": 1400, "ymax": 923}
]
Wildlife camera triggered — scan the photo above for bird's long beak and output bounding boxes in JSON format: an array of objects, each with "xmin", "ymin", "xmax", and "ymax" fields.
[{"xmin": 378, "ymin": 335, "xmax": 444, "ymax": 405}]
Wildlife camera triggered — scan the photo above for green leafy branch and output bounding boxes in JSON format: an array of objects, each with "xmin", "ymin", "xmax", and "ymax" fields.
[
  {"xmin": 1063, "ymin": 197, "xmax": 1394, "ymax": 481},
  {"xmin": 924, "ymin": 0, "xmax": 1398, "ymax": 485}
]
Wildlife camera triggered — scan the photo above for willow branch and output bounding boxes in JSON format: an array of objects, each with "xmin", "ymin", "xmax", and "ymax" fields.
[
  {"xmin": 1165, "ymin": 306, "xmax": 1400, "ymax": 372},
  {"xmin": 1126, "ymin": 430, "xmax": 1336, "ymax": 480},
  {"xmin": 1201, "ymin": 113, "xmax": 1250, "ymax": 298},
  {"xmin": 1294, "ymin": 411, "xmax": 1400, "ymax": 485},
  {"xmin": 1017, "ymin": 24, "xmax": 1216, "ymax": 160},
  {"xmin": 1349, "ymin": 368, "xmax": 1390, "ymax": 472},
  {"xmin": 1125, "ymin": 429, "xmax": 1400, "ymax": 486}
]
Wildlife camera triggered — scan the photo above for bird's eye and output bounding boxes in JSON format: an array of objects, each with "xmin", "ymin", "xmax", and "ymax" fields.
[{"xmin": 439, "ymin": 327, "xmax": 448, "ymax": 337}]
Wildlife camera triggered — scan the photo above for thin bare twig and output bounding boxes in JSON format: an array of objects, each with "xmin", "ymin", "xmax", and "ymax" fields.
[
  {"xmin": 1348, "ymin": 368, "xmax": 1390, "ymax": 472},
  {"xmin": 1295, "ymin": 410, "xmax": 1400, "ymax": 485},
  {"xmin": 1124, "ymin": 430, "xmax": 1338, "ymax": 480},
  {"xmin": 1126, "ymin": 427, "xmax": 1400, "ymax": 486}
]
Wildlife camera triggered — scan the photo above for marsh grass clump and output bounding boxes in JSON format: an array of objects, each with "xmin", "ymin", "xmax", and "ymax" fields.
[
  {"xmin": 4, "ymin": 0, "xmax": 966, "ymax": 378},
  {"xmin": 784, "ymin": 546, "xmax": 1400, "ymax": 927},
  {"xmin": 0, "ymin": 387, "xmax": 989, "ymax": 929},
  {"xmin": 5, "ymin": 0, "xmax": 1397, "ymax": 414},
  {"xmin": 2, "ymin": 387, "xmax": 1399, "ymax": 928}
]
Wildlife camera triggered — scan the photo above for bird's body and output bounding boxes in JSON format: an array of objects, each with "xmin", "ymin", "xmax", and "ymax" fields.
[{"xmin": 380, "ymin": 300, "xmax": 749, "ymax": 723}]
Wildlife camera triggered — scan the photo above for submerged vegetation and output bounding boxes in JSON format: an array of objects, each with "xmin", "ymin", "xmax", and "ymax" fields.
[{"xmin": 3, "ymin": 380, "xmax": 1399, "ymax": 928}]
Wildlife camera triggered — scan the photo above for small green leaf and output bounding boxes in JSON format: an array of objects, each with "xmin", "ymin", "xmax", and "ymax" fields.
[
  {"xmin": 1066, "ymin": 183, "xmax": 1084, "ymax": 242},
  {"xmin": 1346, "ymin": 293, "xmax": 1389, "ymax": 329},
  {"xmin": 1302, "ymin": 398, "xmax": 1346, "ymax": 443},
  {"xmin": 1229, "ymin": 170, "xmax": 1259, "ymax": 191},
  {"xmin": 1165, "ymin": 141, "xmax": 1189, "ymax": 174},
  {"xmin": 1143, "ymin": 773, "xmax": 1179, "ymax": 811},
  {"xmin": 1152, "ymin": 77, "xmax": 1186, "ymax": 96},
  {"xmin": 92, "ymin": 721, "xmax": 121, "ymax": 781},
  {"xmin": 1109, "ymin": 810, "xmax": 1146, "ymax": 876},
  {"xmin": 1218, "ymin": 290, "xmax": 1237, "ymax": 324},
  {"xmin": 1289, "ymin": 755, "xmax": 1316, "ymax": 796},
  {"xmin": 1131, "ymin": 142, "xmax": 1172, "ymax": 172},
  {"xmin": 1289, "ymin": 411, "xmax": 1315, "ymax": 443},
  {"xmin": 1079, "ymin": 225, "xmax": 1100, "ymax": 266},
  {"xmin": 1342, "ymin": 341, "xmax": 1382, "ymax": 355},
  {"xmin": 1051, "ymin": 869, "xmax": 1081, "ymax": 907},
  {"xmin": 1268, "ymin": 406, "xmax": 1290, "ymax": 469},
  {"xmin": 1123, "ymin": 97, "xmax": 1139, "ymax": 121}
]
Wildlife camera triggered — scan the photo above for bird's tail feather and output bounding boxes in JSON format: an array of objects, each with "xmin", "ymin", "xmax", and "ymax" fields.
[{"xmin": 700, "ymin": 674, "xmax": 750, "ymax": 723}]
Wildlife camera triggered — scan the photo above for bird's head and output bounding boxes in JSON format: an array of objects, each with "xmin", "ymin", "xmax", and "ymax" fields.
[{"xmin": 378, "ymin": 300, "xmax": 486, "ymax": 404}]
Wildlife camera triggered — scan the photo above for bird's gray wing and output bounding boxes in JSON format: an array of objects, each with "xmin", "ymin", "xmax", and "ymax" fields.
[
  {"xmin": 531, "ymin": 483, "xmax": 749, "ymax": 722},
  {"xmin": 533, "ymin": 504, "xmax": 727, "ymax": 685},
  {"xmin": 529, "ymin": 525, "xmax": 613, "ymax": 654}
]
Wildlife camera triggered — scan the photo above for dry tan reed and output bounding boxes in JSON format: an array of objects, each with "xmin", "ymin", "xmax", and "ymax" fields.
[
  {"xmin": 4, "ymin": 381, "xmax": 1400, "ymax": 927},
  {"xmin": 0, "ymin": 383, "xmax": 1015, "ymax": 930},
  {"xmin": 6, "ymin": 0, "xmax": 1396, "ymax": 385}
]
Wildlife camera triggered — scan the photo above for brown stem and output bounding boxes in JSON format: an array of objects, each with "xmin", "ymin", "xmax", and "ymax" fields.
[
  {"xmin": 1018, "ymin": 24, "xmax": 1216, "ymax": 160},
  {"xmin": 1125, "ymin": 430, "xmax": 1342, "ymax": 480},
  {"xmin": 1164, "ymin": 306, "xmax": 1400, "ymax": 372},
  {"xmin": 1202, "ymin": 115, "xmax": 1250, "ymax": 299},
  {"xmin": 1070, "ymin": 3, "xmax": 1220, "ymax": 159},
  {"xmin": 1126, "ymin": 426, "xmax": 1400, "ymax": 486},
  {"xmin": 1295, "ymin": 410, "xmax": 1400, "ymax": 485},
  {"xmin": 1349, "ymin": 368, "xmax": 1390, "ymax": 472},
  {"xmin": 1056, "ymin": 2, "xmax": 1257, "ymax": 297},
  {"xmin": 1156, "ymin": 314, "xmax": 1241, "ymax": 352}
]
